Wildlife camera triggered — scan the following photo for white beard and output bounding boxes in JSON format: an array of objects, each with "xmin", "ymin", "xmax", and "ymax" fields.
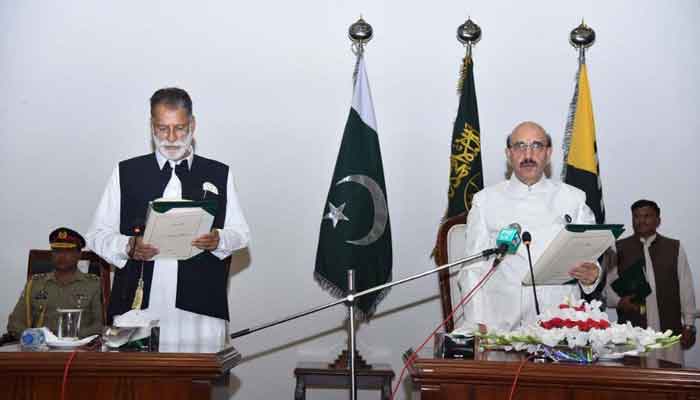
[{"xmin": 153, "ymin": 133, "xmax": 193, "ymax": 161}]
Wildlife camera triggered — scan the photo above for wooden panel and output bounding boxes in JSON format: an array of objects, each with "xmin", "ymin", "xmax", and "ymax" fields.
[
  {"xmin": 418, "ymin": 384, "xmax": 449, "ymax": 400},
  {"xmin": 0, "ymin": 346, "xmax": 238, "ymax": 400},
  {"xmin": 410, "ymin": 355, "xmax": 700, "ymax": 400},
  {"xmin": 472, "ymin": 385, "xmax": 569, "ymax": 400},
  {"xmin": 572, "ymin": 390, "xmax": 675, "ymax": 400}
]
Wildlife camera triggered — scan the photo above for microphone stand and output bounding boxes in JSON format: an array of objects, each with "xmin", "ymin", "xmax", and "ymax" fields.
[
  {"xmin": 230, "ymin": 247, "xmax": 499, "ymax": 400},
  {"xmin": 523, "ymin": 233, "xmax": 540, "ymax": 315}
]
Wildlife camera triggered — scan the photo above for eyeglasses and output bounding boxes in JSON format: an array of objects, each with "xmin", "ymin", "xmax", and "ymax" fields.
[{"xmin": 509, "ymin": 141, "xmax": 547, "ymax": 153}]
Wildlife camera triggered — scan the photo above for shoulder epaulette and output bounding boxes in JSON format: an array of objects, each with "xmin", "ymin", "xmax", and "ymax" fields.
[{"xmin": 31, "ymin": 273, "xmax": 47, "ymax": 280}]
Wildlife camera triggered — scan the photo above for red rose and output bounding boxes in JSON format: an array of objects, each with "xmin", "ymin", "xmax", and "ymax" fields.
[{"xmin": 579, "ymin": 319, "xmax": 596, "ymax": 332}]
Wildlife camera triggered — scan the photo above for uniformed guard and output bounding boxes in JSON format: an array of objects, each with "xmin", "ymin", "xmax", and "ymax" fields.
[{"xmin": 6, "ymin": 227, "xmax": 103, "ymax": 339}]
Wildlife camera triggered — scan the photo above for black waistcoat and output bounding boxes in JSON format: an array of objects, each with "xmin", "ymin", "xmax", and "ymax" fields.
[
  {"xmin": 615, "ymin": 234, "xmax": 681, "ymax": 334},
  {"xmin": 107, "ymin": 153, "xmax": 230, "ymax": 324}
]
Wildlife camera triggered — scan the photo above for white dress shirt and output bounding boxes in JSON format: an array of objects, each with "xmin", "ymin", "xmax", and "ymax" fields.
[
  {"xmin": 455, "ymin": 177, "xmax": 599, "ymax": 333},
  {"xmin": 86, "ymin": 150, "xmax": 250, "ymax": 348}
]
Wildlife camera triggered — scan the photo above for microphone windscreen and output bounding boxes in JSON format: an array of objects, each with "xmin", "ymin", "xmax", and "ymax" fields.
[
  {"xmin": 522, "ymin": 231, "xmax": 532, "ymax": 244},
  {"xmin": 496, "ymin": 224, "xmax": 522, "ymax": 254}
]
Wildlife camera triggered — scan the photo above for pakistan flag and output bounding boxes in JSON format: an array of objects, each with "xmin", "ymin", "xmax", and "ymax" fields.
[{"xmin": 314, "ymin": 54, "xmax": 392, "ymax": 319}]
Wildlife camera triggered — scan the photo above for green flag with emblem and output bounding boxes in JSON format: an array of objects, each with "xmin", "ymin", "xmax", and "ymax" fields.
[
  {"xmin": 314, "ymin": 54, "xmax": 392, "ymax": 319},
  {"xmin": 446, "ymin": 55, "xmax": 483, "ymax": 218}
]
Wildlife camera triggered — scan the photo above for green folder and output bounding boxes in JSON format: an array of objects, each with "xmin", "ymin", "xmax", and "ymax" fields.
[
  {"xmin": 559, "ymin": 224, "xmax": 625, "ymax": 285},
  {"xmin": 611, "ymin": 258, "xmax": 652, "ymax": 303},
  {"xmin": 150, "ymin": 199, "xmax": 218, "ymax": 216},
  {"xmin": 565, "ymin": 224, "xmax": 625, "ymax": 239}
]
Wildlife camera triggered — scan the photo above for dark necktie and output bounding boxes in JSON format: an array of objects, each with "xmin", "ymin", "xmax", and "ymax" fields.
[
  {"xmin": 174, "ymin": 159, "xmax": 190, "ymax": 182},
  {"xmin": 160, "ymin": 162, "xmax": 173, "ymax": 189},
  {"xmin": 176, "ymin": 159, "xmax": 199, "ymax": 200},
  {"xmin": 160, "ymin": 159, "xmax": 196, "ymax": 200}
]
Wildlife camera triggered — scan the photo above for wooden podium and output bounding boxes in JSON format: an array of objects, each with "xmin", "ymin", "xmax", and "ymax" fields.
[
  {"xmin": 0, "ymin": 343, "xmax": 240, "ymax": 400},
  {"xmin": 410, "ymin": 350, "xmax": 700, "ymax": 400}
]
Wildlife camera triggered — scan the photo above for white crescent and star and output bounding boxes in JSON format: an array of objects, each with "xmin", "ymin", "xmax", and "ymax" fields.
[
  {"xmin": 324, "ymin": 202, "xmax": 349, "ymax": 228},
  {"xmin": 322, "ymin": 174, "xmax": 388, "ymax": 246}
]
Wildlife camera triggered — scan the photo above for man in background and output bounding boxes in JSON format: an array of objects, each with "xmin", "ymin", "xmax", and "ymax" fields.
[
  {"xmin": 456, "ymin": 121, "xmax": 600, "ymax": 333},
  {"xmin": 606, "ymin": 199, "xmax": 696, "ymax": 364},
  {"xmin": 86, "ymin": 87, "xmax": 250, "ymax": 347},
  {"xmin": 6, "ymin": 227, "xmax": 103, "ymax": 339}
]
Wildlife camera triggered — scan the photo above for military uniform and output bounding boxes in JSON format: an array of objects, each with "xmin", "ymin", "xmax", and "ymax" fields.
[
  {"xmin": 7, "ymin": 270, "xmax": 103, "ymax": 338},
  {"xmin": 6, "ymin": 227, "xmax": 104, "ymax": 339}
]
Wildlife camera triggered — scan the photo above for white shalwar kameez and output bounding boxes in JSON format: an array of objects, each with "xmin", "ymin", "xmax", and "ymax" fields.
[
  {"xmin": 455, "ymin": 177, "xmax": 599, "ymax": 333},
  {"xmin": 86, "ymin": 150, "xmax": 250, "ymax": 350}
]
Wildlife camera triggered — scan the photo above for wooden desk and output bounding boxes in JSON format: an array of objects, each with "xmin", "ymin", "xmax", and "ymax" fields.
[
  {"xmin": 294, "ymin": 362, "xmax": 394, "ymax": 400},
  {"xmin": 0, "ymin": 343, "xmax": 240, "ymax": 400},
  {"xmin": 410, "ymin": 350, "xmax": 700, "ymax": 400}
]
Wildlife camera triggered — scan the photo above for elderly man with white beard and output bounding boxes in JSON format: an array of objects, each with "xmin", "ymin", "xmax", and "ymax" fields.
[{"xmin": 86, "ymin": 87, "xmax": 250, "ymax": 348}]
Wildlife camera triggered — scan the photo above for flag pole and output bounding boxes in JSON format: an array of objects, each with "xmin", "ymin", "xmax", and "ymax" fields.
[
  {"xmin": 346, "ymin": 269, "xmax": 358, "ymax": 400},
  {"xmin": 349, "ymin": 16, "xmax": 372, "ymax": 57},
  {"xmin": 561, "ymin": 19, "xmax": 597, "ymax": 182},
  {"xmin": 432, "ymin": 18, "xmax": 484, "ymax": 331},
  {"xmin": 566, "ymin": 21, "xmax": 607, "ymax": 299},
  {"xmin": 563, "ymin": 19, "xmax": 606, "ymax": 225},
  {"xmin": 569, "ymin": 19, "xmax": 596, "ymax": 65},
  {"xmin": 344, "ymin": 18, "xmax": 373, "ymax": 400},
  {"xmin": 457, "ymin": 17, "xmax": 481, "ymax": 59},
  {"xmin": 319, "ymin": 16, "xmax": 382, "ymax": 377}
]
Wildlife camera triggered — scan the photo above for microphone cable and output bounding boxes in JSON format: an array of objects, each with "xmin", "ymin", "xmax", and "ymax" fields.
[
  {"xmin": 60, "ymin": 349, "xmax": 79, "ymax": 400},
  {"xmin": 390, "ymin": 256, "xmax": 502, "ymax": 400}
]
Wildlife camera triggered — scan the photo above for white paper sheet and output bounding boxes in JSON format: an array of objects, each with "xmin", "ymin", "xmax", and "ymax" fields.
[
  {"xmin": 142, "ymin": 200, "xmax": 215, "ymax": 260},
  {"xmin": 522, "ymin": 227, "xmax": 615, "ymax": 286}
]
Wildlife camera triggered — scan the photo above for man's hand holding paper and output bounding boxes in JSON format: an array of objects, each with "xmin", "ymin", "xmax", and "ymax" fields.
[
  {"xmin": 128, "ymin": 236, "xmax": 159, "ymax": 261},
  {"xmin": 191, "ymin": 229, "xmax": 220, "ymax": 251},
  {"xmin": 522, "ymin": 224, "xmax": 623, "ymax": 286},
  {"xmin": 141, "ymin": 199, "xmax": 217, "ymax": 260},
  {"xmin": 569, "ymin": 261, "xmax": 599, "ymax": 286}
]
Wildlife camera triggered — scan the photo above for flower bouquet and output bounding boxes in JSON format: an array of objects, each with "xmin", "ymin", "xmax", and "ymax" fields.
[{"xmin": 477, "ymin": 298, "xmax": 680, "ymax": 363}]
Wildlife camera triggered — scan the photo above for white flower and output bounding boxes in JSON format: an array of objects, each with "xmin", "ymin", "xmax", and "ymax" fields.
[
  {"xmin": 539, "ymin": 329, "xmax": 563, "ymax": 347},
  {"xmin": 475, "ymin": 298, "xmax": 681, "ymax": 358},
  {"xmin": 571, "ymin": 330, "xmax": 589, "ymax": 347}
]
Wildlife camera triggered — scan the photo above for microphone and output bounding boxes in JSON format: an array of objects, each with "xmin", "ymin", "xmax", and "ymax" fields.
[
  {"xmin": 495, "ymin": 223, "xmax": 522, "ymax": 256},
  {"xmin": 522, "ymin": 231, "xmax": 541, "ymax": 316},
  {"xmin": 491, "ymin": 223, "xmax": 522, "ymax": 268},
  {"xmin": 127, "ymin": 221, "xmax": 145, "ymax": 259},
  {"xmin": 130, "ymin": 219, "xmax": 145, "ymax": 236}
]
